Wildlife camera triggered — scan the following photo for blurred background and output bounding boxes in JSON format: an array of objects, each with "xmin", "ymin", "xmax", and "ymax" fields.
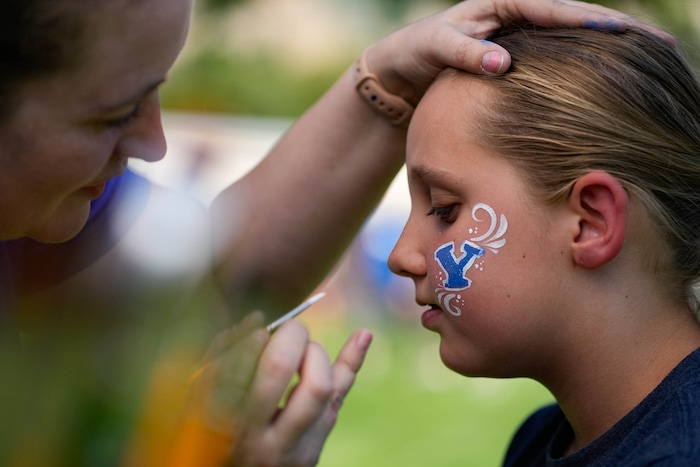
[{"xmin": 131, "ymin": 1, "xmax": 700, "ymax": 465}]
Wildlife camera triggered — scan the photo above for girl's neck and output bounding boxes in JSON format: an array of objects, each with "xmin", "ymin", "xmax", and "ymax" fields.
[{"xmin": 542, "ymin": 301, "xmax": 700, "ymax": 455}]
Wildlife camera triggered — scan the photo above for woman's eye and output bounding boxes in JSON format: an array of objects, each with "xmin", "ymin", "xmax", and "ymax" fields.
[
  {"xmin": 426, "ymin": 204, "xmax": 458, "ymax": 222},
  {"xmin": 107, "ymin": 104, "xmax": 141, "ymax": 129}
]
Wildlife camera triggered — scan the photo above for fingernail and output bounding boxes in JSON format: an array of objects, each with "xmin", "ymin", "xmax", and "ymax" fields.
[
  {"xmin": 357, "ymin": 330, "xmax": 373, "ymax": 353},
  {"xmin": 481, "ymin": 51, "xmax": 505, "ymax": 74},
  {"xmin": 584, "ymin": 17, "xmax": 625, "ymax": 31}
]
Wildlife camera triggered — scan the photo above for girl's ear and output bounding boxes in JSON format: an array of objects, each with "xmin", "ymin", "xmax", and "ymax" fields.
[{"xmin": 568, "ymin": 171, "xmax": 628, "ymax": 269}]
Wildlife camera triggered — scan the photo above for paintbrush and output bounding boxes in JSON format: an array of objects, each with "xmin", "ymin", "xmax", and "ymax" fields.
[{"xmin": 266, "ymin": 292, "xmax": 326, "ymax": 333}]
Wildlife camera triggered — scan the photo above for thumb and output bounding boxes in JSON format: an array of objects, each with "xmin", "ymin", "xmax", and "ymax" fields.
[
  {"xmin": 424, "ymin": 28, "xmax": 512, "ymax": 76},
  {"xmin": 477, "ymin": 40, "xmax": 511, "ymax": 75}
]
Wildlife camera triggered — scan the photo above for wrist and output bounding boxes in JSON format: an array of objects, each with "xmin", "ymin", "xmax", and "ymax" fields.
[{"xmin": 353, "ymin": 47, "xmax": 415, "ymax": 126}]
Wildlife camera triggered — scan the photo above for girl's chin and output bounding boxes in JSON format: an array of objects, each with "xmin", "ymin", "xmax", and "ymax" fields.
[{"xmin": 437, "ymin": 341, "xmax": 493, "ymax": 378}]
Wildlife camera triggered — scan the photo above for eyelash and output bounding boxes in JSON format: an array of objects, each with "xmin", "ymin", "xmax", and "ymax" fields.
[
  {"xmin": 109, "ymin": 103, "xmax": 141, "ymax": 128},
  {"xmin": 426, "ymin": 204, "xmax": 458, "ymax": 222}
]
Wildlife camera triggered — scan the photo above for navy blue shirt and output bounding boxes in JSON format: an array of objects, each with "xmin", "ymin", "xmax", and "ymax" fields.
[{"xmin": 503, "ymin": 348, "xmax": 700, "ymax": 466}]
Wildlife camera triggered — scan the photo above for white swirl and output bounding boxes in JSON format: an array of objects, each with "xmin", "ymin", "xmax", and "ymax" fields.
[
  {"xmin": 470, "ymin": 203, "xmax": 497, "ymax": 242},
  {"xmin": 437, "ymin": 289, "xmax": 462, "ymax": 317},
  {"xmin": 470, "ymin": 203, "xmax": 508, "ymax": 254}
]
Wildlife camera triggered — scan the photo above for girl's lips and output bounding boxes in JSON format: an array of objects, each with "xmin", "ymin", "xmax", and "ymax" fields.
[
  {"xmin": 79, "ymin": 181, "xmax": 107, "ymax": 200},
  {"xmin": 421, "ymin": 306, "xmax": 443, "ymax": 329}
]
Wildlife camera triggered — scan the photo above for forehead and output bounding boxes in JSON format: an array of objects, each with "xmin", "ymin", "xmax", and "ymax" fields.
[
  {"xmin": 404, "ymin": 74, "xmax": 537, "ymax": 203},
  {"xmin": 406, "ymin": 73, "xmax": 493, "ymax": 166},
  {"xmin": 38, "ymin": 0, "xmax": 193, "ymax": 112},
  {"xmin": 79, "ymin": 0, "xmax": 192, "ymax": 69}
]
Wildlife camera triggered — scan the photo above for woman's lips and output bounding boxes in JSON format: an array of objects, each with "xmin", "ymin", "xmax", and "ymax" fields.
[{"xmin": 78, "ymin": 181, "xmax": 107, "ymax": 200}]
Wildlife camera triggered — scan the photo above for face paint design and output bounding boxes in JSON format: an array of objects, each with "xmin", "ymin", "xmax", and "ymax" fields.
[
  {"xmin": 434, "ymin": 203, "xmax": 508, "ymax": 316},
  {"xmin": 469, "ymin": 203, "xmax": 508, "ymax": 253}
]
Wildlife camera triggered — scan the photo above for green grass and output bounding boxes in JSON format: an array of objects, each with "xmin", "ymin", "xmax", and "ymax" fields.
[{"xmin": 304, "ymin": 319, "xmax": 555, "ymax": 467}]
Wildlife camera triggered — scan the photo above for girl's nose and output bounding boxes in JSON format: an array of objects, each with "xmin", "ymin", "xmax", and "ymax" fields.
[{"xmin": 387, "ymin": 222, "xmax": 426, "ymax": 279}]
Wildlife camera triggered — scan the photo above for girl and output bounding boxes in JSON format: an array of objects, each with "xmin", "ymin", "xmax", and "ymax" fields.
[
  {"xmin": 389, "ymin": 25, "xmax": 700, "ymax": 465},
  {"xmin": 1, "ymin": 1, "xmax": 649, "ymax": 465}
]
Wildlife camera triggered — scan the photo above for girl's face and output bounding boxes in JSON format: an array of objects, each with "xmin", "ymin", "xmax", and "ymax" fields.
[
  {"xmin": 388, "ymin": 76, "xmax": 573, "ymax": 379},
  {"xmin": 0, "ymin": 0, "xmax": 193, "ymax": 242}
]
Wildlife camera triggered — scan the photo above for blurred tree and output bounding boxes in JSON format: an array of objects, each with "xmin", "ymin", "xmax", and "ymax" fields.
[
  {"xmin": 193, "ymin": 0, "xmax": 698, "ymax": 63},
  {"xmin": 165, "ymin": 0, "xmax": 699, "ymax": 117},
  {"xmin": 198, "ymin": 0, "xmax": 247, "ymax": 11}
]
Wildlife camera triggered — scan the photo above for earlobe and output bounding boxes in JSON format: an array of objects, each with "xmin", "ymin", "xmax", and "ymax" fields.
[{"xmin": 569, "ymin": 171, "xmax": 628, "ymax": 269}]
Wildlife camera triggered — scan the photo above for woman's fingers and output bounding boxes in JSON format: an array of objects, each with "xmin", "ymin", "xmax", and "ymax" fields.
[
  {"xmin": 242, "ymin": 321, "xmax": 310, "ymax": 427},
  {"xmin": 273, "ymin": 341, "xmax": 333, "ymax": 441},
  {"xmin": 190, "ymin": 313, "xmax": 269, "ymax": 435},
  {"xmin": 226, "ymin": 324, "xmax": 349, "ymax": 466},
  {"xmin": 257, "ymin": 329, "xmax": 373, "ymax": 466},
  {"xmin": 501, "ymin": 0, "xmax": 675, "ymax": 45},
  {"xmin": 560, "ymin": 0, "xmax": 676, "ymax": 44},
  {"xmin": 327, "ymin": 329, "xmax": 373, "ymax": 417},
  {"xmin": 202, "ymin": 310, "xmax": 265, "ymax": 362},
  {"xmin": 370, "ymin": 0, "xmax": 675, "ymax": 101},
  {"xmin": 219, "ymin": 324, "xmax": 372, "ymax": 466},
  {"xmin": 276, "ymin": 328, "xmax": 373, "ymax": 437}
]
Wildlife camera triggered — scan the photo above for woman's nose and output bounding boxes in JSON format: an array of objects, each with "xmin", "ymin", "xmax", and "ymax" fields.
[{"xmin": 116, "ymin": 92, "xmax": 167, "ymax": 163}]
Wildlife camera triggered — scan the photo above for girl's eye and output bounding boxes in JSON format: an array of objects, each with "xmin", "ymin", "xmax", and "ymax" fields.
[{"xmin": 426, "ymin": 204, "xmax": 458, "ymax": 222}]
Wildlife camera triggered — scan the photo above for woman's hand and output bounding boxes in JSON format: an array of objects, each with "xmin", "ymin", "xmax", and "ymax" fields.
[
  {"xmin": 192, "ymin": 313, "xmax": 372, "ymax": 467},
  {"xmin": 368, "ymin": 0, "xmax": 675, "ymax": 103}
]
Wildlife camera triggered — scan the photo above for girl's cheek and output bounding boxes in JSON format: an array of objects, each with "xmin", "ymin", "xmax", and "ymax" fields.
[{"xmin": 431, "ymin": 203, "xmax": 509, "ymax": 317}]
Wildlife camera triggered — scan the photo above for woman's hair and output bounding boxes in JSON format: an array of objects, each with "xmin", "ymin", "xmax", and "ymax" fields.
[
  {"xmin": 458, "ymin": 25, "xmax": 700, "ymax": 312},
  {"xmin": 0, "ymin": 1, "xmax": 99, "ymax": 118}
]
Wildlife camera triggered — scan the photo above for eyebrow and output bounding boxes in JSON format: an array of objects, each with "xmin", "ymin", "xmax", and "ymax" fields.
[{"xmin": 408, "ymin": 164, "xmax": 458, "ymax": 186}]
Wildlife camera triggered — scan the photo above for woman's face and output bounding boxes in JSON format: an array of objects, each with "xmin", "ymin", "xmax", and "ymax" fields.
[
  {"xmin": 0, "ymin": 0, "xmax": 193, "ymax": 242},
  {"xmin": 388, "ymin": 76, "xmax": 574, "ymax": 378}
]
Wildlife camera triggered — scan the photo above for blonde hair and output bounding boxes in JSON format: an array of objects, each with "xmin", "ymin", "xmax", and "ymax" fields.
[{"xmin": 455, "ymin": 26, "xmax": 700, "ymax": 312}]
